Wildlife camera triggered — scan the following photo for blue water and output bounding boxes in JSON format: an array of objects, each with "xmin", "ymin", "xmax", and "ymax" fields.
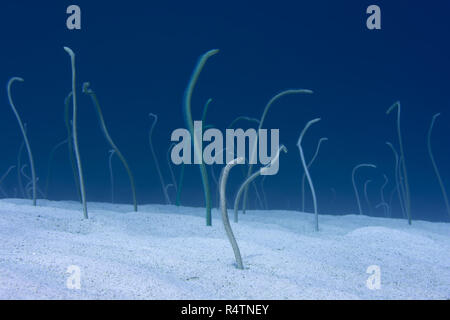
[{"xmin": 1, "ymin": 1, "xmax": 449, "ymax": 222}]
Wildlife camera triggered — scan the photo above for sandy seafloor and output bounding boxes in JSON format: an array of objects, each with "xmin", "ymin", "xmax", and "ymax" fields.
[{"xmin": 0, "ymin": 199, "xmax": 448, "ymax": 299}]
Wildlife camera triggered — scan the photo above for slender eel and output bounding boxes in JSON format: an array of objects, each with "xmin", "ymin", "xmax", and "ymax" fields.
[
  {"xmin": 234, "ymin": 146, "xmax": 287, "ymax": 223},
  {"xmin": 148, "ymin": 113, "xmax": 171, "ymax": 205},
  {"xmin": 7, "ymin": 78, "xmax": 36, "ymax": 206},
  {"xmin": 64, "ymin": 46, "xmax": 88, "ymax": 219},
  {"xmin": 183, "ymin": 49, "xmax": 218, "ymax": 226},
  {"xmin": 352, "ymin": 163, "xmax": 377, "ymax": 216},
  {"xmin": 220, "ymin": 157, "xmax": 245, "ymax": 269},
  {"xmin": 83, "ymin": 82, "xmax": 138, "ymax": 211},
  {"xmin": 387, "ymin": 102, "xmax": 412, "ymax": 224},
  {"xmin": 242, "ymin": 89, "xmax": 313, "ymax": 214},
  {"xmin": 427, "ymin": 113, "xmax": 450, "ymax": 218},
  {"xmin": 64, "ymin": 92, "xmax": 82, "ymax": 202},
  {"xmin": 297, "ymin": 119, "xmax": 321, "ymax": 231}
]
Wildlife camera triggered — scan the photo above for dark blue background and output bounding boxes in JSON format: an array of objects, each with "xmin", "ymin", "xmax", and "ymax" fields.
[{"xmin": 1, "ymin": 1, "xmax": 449, "ymax": 222}]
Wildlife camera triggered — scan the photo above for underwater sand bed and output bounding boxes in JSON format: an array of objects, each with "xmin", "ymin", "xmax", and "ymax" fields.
[{"xmin": 0, "ymin": 199, "xmax": 448, "ymax": 299}]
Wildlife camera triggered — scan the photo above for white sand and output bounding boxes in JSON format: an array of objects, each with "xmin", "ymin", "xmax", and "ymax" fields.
[{"xmin": 0, "ymin": 198, "xmax": 448, "ymax": 299}]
